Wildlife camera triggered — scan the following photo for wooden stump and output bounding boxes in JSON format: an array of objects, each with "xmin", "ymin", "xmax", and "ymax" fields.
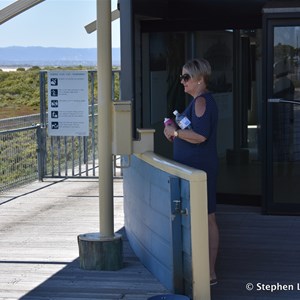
[{"xmin": 77, "ymin": 232, "xmax": 123, "ymax": 271}]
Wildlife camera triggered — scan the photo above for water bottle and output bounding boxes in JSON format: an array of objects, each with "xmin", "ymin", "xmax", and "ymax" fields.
[
  {"xmin": 173, "ymin": 110, "xmax": 192, "ymax": 129},
  {"xmin": 164, "ymin": 118, "xmax": 175, "ymax": 127},
  {"xmin": 164, "ymin": 118, "xmax": 176, "ymax": 140}
]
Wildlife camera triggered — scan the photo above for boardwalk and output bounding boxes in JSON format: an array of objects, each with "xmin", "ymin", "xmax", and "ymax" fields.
[
  {"xmin": 0, "ymin": 178, "xmax": 169, "ymax": 300},
  {"xmin": 212, "ymin": 205, "xmax": 300, "ymax": 300},
  {"xmin": 1, "ymin": 178, "xmax": 300, "ymax": 299}
]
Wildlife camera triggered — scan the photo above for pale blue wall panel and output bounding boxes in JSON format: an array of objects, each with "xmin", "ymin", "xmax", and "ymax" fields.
[{"xmin": 123, "ymin": 155, "xmax": 193, "ymax": 292}]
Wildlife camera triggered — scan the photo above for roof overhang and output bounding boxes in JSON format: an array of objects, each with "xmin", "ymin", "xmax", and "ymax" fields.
[
  {"xmin": 132, "ymin": 0, "xmax": 272, "ymax": 30},
  {"xmin": 85, "ymin": 9, "xmax": 120, "ymax": 34},
  {"xmin": 0, "ymin": 0, "xmax": 45, "ymax": 25}
]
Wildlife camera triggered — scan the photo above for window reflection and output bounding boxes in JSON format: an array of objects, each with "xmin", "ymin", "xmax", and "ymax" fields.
[{"xmin": 272, "ymin": 26, "xmax": 300, "ymax": 204}]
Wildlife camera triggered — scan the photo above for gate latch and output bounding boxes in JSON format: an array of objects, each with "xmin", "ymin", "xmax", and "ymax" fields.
[{"xmin": 172, "ymin": 200, "xmax": 188, "ymax": 216}]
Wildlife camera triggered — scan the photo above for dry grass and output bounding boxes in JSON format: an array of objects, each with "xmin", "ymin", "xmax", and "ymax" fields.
[{"xmin": 0, "ymin": 105, "xmax": 39, "ymax": 119}]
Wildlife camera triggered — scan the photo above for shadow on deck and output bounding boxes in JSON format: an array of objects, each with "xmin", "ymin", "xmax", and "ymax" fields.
[{"xmin": 19, "ymin": 228, "xmax": 169, "ymax": 300}]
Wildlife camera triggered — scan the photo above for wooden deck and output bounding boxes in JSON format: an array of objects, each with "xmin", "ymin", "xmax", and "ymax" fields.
[
  {"xmin": 212, "ymin": 205, "xmax": 300, "ymax": 300},
  {"xmin": 0, "ymin": 178, "xmax": 169, "ymax": 300},
  {"xmin": 1, "ymin": 178, "xmax": 300, "ymax": 299}
]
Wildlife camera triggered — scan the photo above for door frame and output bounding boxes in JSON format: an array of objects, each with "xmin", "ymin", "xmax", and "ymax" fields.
[{"xmin": 262, "ymin": 5, "xmax": 300, "ymax": 214}]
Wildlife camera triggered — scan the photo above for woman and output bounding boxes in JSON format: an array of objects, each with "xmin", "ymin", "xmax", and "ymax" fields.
[{"xmin": 164, "ymin": 58, "xmax": 219, "ymax": 286}]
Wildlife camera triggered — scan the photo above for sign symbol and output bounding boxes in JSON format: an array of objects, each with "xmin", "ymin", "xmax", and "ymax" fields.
[
  {"xmin": 51, "ymin": 111, "xmax": 58, "ymax": 118},
  {"xmin": 51, "ymin": 89, "xmax": 58, "ymax": 97},
  {"xmin": 51, "ymin": 100, "xmax": 58, "ymax": 107},
  {"xmin": 51, "ymin": 122, "xmax": 59, "ymax": 129},
  {"xmin": 50, "ymin": 78, "xmax": 58, "ymax": 86}
]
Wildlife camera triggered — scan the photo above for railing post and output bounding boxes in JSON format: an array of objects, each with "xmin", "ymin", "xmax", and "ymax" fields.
[
  {"xmin": 36, "ymin": 125, "xmax": 42, "ymax": 181},
  {"xmin": 36, "ymin": 124, "xmax": 47, "ymax": 181}
]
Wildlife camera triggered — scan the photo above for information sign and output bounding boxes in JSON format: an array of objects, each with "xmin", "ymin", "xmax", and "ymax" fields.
[{"xmin": 47, "ymin": 70, "xmax": 89, "ymax": 136}]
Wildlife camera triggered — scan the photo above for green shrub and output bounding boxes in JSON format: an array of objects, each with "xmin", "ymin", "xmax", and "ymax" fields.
[{"xmin": 0, "ymin": 66, "xmax": 120, "ymax": 118}]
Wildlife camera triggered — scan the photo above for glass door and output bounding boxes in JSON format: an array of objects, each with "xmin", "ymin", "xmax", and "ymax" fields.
[{"xmin": 265, "ymin": 22, "xmax": 300, "ymax": 214}]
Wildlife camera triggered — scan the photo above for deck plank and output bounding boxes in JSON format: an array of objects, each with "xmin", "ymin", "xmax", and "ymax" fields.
[
  {"xmin": 0, "ymin": 179, "xmax": 169, "ymax": 300},
  {"xmin": 211, "ymin": 205, "xmax": 300, "ymax": 299}
]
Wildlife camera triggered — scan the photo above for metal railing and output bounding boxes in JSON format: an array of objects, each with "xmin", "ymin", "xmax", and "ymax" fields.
[
  {"xmin": 37, "ymin": 111, "xmax": 99, "ymax": 179},
  {"xmin": 0, "ymin": 125, "xmax": 40, "ymax": 192},
  {"xmin": 0, "ymin": 114, "xmax": 40, "ymax": 131}
]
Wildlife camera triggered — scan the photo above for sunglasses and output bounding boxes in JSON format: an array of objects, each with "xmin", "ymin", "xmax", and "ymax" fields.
[{"xmin": 180, "ymin": 73, "xmax": 191, "ymax": 82}]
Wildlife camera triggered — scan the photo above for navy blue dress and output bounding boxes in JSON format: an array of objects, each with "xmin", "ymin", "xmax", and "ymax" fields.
[{"xmin": 173, "ymin": 92, "xmax": 218, "ymax": 214}]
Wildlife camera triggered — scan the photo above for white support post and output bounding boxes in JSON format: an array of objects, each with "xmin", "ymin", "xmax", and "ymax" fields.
[
  {"xmin": 78, "ymin": 0, "xmax": 122, "ymax": 271},
  {"xmin": 97, "ymin": 0, "xmax": 114, "ymax": 238}
]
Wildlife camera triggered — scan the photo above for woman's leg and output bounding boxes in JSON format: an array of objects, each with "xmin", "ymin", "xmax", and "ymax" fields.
[{"xmin": 208, "ymin": 212, "xmax": 219, "ymax": 281}]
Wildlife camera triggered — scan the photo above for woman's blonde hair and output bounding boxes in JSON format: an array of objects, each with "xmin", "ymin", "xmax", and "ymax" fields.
[{"xmin": 183, "ymin": 58, "xmax": 211, "ymax": 84}]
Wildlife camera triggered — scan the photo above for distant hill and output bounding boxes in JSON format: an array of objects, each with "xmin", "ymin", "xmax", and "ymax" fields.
[{"xmin": 0, "ymin": 46, "xmax": 120, "ymax": 67}]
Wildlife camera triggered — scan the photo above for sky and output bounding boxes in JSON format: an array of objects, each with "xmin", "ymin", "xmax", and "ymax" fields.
[{"xmin": 0, "ymin": 0, "xmax": 120, "ymax": 48}]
